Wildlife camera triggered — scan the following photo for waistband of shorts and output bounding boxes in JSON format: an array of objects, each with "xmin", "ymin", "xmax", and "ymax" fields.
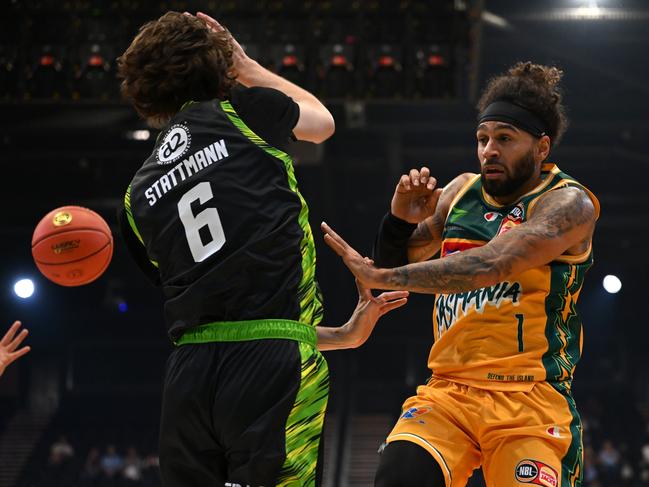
[{"xmin": 174, "ymin": 319, "xmax": 317, "ymax": 348}]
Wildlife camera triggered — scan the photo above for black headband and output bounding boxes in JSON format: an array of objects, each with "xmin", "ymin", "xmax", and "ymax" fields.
[{"xmin": 478, "ymin": 100, "xmax": 548, "ymax": 138}]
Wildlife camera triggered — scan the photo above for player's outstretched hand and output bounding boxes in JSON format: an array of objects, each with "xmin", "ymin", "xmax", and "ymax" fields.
[
  {"xmin": 195, "ymin": 12, "xmax": 253, "ymax": 79},
  {"xmin": 321, "ymin": 222, "xmax": 384, "ymax": 289},
  {"xmin": 391, "ymin": 166, "xmax": 443, "ymax": 224},
  {"xmin": 0, "ymin": 321, "xmax": 30, "ymax": 377},
  {"xmin": 343, "ymin": 278, "xmax": 408, "ymax": 348}
]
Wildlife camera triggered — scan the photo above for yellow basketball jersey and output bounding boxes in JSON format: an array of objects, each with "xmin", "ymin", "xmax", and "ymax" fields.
[{"xmin": 429, "ymin": 164, "xmax": 600, "ymax": 392}]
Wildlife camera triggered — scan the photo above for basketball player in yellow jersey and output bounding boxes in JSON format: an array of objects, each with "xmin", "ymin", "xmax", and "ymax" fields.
[{"xmin": 321, "ymin": 62, "xmax": 599, "ymax": 486}]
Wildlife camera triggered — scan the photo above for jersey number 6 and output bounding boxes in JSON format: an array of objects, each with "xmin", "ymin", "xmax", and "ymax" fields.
[{"xmin": 177, "ymin": 182, "xmax": 226, "ymax": 262}]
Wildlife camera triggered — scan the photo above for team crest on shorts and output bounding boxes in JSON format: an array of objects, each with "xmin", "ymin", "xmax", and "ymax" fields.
[
  {"xmin": 400, "ymin": 406, "xmax": 431, "ymax": 420},
  {"xmin": 514, "ymin": 459, "xmax": 558, "ymax": 486}
]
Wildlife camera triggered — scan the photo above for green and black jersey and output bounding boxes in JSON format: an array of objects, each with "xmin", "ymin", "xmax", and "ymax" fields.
[{"xmin": 118, "ymin": 87, "xmax": 323, "ymax": 342}]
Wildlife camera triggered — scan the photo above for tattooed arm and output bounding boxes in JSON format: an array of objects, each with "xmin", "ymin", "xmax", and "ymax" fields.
[{"xmin": 323, "ymin": 186, "xmax": 597, "ymax": 294}]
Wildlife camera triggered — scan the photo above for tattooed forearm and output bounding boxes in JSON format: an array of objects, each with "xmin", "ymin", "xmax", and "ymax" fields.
[
  {"xmin": 387, "ymin": 244, "xmax": 514, "ymax": 293},
  {"xmin": 381, "ymin": 186, "xmax": 596, "ymax": 294}
]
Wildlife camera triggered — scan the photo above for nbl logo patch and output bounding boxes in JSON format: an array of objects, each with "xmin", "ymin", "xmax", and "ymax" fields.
[
  {"xmin": 515, "ymin": 459, "xmax": 558, "ymax": 486},
  {"xmin": 157, "ymin": 123, "xmax": 191, "ymax": 164},
  {"xmin": 497, "ymin": 202, "xmax": 525, "ymax": 236}
]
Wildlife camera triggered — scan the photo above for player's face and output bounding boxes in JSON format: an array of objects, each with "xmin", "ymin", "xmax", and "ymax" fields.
[{"xmin": 476, "ymin": 122, "xmax": 539, "ymax": 197}]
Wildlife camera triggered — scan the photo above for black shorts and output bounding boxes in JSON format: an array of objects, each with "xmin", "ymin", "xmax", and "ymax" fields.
[{"xmin": 159, "ymin": 339, "xmax": 329, "ymax": 487}]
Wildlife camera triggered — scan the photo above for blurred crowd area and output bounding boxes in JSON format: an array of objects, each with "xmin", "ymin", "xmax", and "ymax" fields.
[
  {"xmin": 31, "ymin": 439, "xmax": 159, "ymax": 487},
  {"xmin": 0, "ymin": 0, "xmax": 476, "ymax": 101}
]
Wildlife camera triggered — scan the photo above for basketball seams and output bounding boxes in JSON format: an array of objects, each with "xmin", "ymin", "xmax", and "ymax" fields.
[
  {"xmin": 31, "ymin": 226, "xmax": 112, "ymax": 247},
  {"xmin": 35, "ymin": 245, "xmax": 113, "ymax": 287},
  {"xmin": 33, "ymin": 237, "xmax": 112, "ymax": 266}
]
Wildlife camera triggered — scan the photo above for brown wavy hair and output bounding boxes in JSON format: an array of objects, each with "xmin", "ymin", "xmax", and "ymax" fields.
[
  {"xmin": 117, "ymin": 12, "xmax": 235, "ymax": 127},
  {"xmin": 477, "ymin": 61, "xmax": 568, "ymax": 145}
]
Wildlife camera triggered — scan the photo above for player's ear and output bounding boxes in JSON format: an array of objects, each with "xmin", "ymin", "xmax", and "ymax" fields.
[{"xmin": 536, "ymin": 134, "xmax": 551, "ymax": 162}]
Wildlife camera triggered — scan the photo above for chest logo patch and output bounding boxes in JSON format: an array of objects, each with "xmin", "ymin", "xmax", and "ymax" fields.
[
  {"xmin": 497, "ymin": 202, "xmax": 525, "ymax": 236},
  {"xmin": 484, "ymin": 211, "xmax": 502, "ymax": 222},
  {"xmin": 157, "ymin": 123, "xmax": 191, "ymax": 164}
]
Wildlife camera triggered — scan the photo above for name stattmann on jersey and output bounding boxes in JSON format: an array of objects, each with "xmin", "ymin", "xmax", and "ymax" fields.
[{"xmin": 145, "ymin": 139, "xmax": 230, "ymax": 206}]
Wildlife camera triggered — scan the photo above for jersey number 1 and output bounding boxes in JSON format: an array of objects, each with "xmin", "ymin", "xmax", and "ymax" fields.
[
  {"xmin": 516, "ymin": 314, "xmax": 525, "ymax": 353},
  {"xmin": 177, "ymin": 182, "xmax": 226, "ymax": 262}
]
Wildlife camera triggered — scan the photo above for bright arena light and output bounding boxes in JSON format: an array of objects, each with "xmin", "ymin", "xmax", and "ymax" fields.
[
  {"xmin": 126, "ymin": 129, "xmax": 151, "ymax": 141},
  {"xmin": 14, "ymin": 279, "xmax": 35, "ymax": 299},
  {"xmin": 603, "ymin": 275, "xmax": 622, "ymax": 294}
]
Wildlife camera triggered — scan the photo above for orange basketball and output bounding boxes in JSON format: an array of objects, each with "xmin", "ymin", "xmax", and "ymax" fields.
[{"xmin": 31, "ymin": 206, "xmax": 113, "ymax": 287}]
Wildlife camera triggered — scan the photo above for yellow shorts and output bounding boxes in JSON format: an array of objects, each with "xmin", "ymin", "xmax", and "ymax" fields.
[{"xmin": 386, "ymin": 378, "xmax": 582, "ymax": 487}]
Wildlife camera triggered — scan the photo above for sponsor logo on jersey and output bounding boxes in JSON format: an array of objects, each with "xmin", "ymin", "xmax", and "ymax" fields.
[
  {"xmin": 400, "ymin": 407, "xmax": 432, "ymax": 420},
  {"xmin": 157, "ymin": 123, "xmax": 191, "ymax": 164},
  {"xmin": 514, "ymin": 460, "xmax": 558, "ymax": 486},
  {"xmin": 51, "ymin": 240, "xmax": 80, "ymax": 254},
  {"xmin": 546, "ymin": 426, "xmax": 563, "ymax": 438},
  {"xmin": 497, "ymin": 202, "xmax": 525, "ymax": 236},
  {"xmin": 435, "ymin": 280, "xmax": 522, "ymax": 334},
  {"xmin": 448, "ymin": 207, "xmax": 469, "ymax": 224},
  {"xmin": 484, "ymin": 211, "xmax": 502, "ymax": 222},
  {"xmin": 53, "ymin": 211, "xmax": 73, "ymax": 227}
]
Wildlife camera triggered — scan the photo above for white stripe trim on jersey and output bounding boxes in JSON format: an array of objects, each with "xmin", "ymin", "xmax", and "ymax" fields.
[{"xmin": 388, "ymin": 433, "xmax": 453, "ymax": 486}]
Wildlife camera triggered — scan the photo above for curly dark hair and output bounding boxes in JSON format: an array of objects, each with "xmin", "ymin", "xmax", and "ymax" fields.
[
  {"xmin": 477, "ymin": 61, "xmax": 569, "ymax": 145},
  {"xmin": 117, "ymin": 11, "xmax": 235, "ymax": 127}
]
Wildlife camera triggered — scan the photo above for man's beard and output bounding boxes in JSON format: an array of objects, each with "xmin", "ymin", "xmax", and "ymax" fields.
[{"xmin": 481, "ymin": 150, "xmax": 536, "ymax": 197}]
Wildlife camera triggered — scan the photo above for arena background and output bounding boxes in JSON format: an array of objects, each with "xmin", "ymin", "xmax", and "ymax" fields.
[{"xmin": 1, "ymin": 0, "xmax": 648, "ymax": 485}]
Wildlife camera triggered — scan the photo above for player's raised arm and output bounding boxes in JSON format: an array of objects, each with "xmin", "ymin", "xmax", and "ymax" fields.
[
  {"xmin": 323, "ymin": 185, "xmax": 597, "ymax": 294},
  {"xmin": 315, "ymin": 280, "xmax": 408, "ymax": 351},
  {"xmin": 196, "ymin": 12, "xmax": 335, "ymax": 144},
  {"xmin": 373, "ymin": 169, "xmax": 474, "ymax": 267},
  {"xmin": 0, "ymin": 321, "xmax": 30, "ymax": 377}
]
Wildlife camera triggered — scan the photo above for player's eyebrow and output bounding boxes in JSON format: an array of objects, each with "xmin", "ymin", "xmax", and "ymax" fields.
[
  {"xmin": 476, "ymin": 122, "xmax": 520, "ymax": 133},
  {"xmin": 494, "ymin": 122, "xmax": 519, "ymax": 132}
]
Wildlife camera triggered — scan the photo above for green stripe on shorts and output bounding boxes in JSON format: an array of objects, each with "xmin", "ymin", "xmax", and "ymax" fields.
[
  {"xmin": 276, "ymin": 342, "xmax": 329, "ymax": 486},
  {"xmin": 174, "ymin": 319, "xmax": 317, "ymax": 348}
]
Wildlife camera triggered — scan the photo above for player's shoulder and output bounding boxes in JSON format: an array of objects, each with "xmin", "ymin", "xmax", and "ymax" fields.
[
  {"xmin": 440, "ymin": 172, "xmax": 478, "ymax": 204},
  {"xmin": 230, "ymin": 86, "xmax": 294, "ymax": 110},
  {"xmin": 448, "ymin": 172, "xmax": 478, "ymax": 192}
]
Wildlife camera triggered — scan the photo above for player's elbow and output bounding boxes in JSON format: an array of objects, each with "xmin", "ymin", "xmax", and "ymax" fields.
[
  {"xmin": 308, "ymin": 111, "xmax": 335, "ymax": 144},
  {"xmin": 295, "ymin": 104, "xmax": 335, "ymax": 143}
]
